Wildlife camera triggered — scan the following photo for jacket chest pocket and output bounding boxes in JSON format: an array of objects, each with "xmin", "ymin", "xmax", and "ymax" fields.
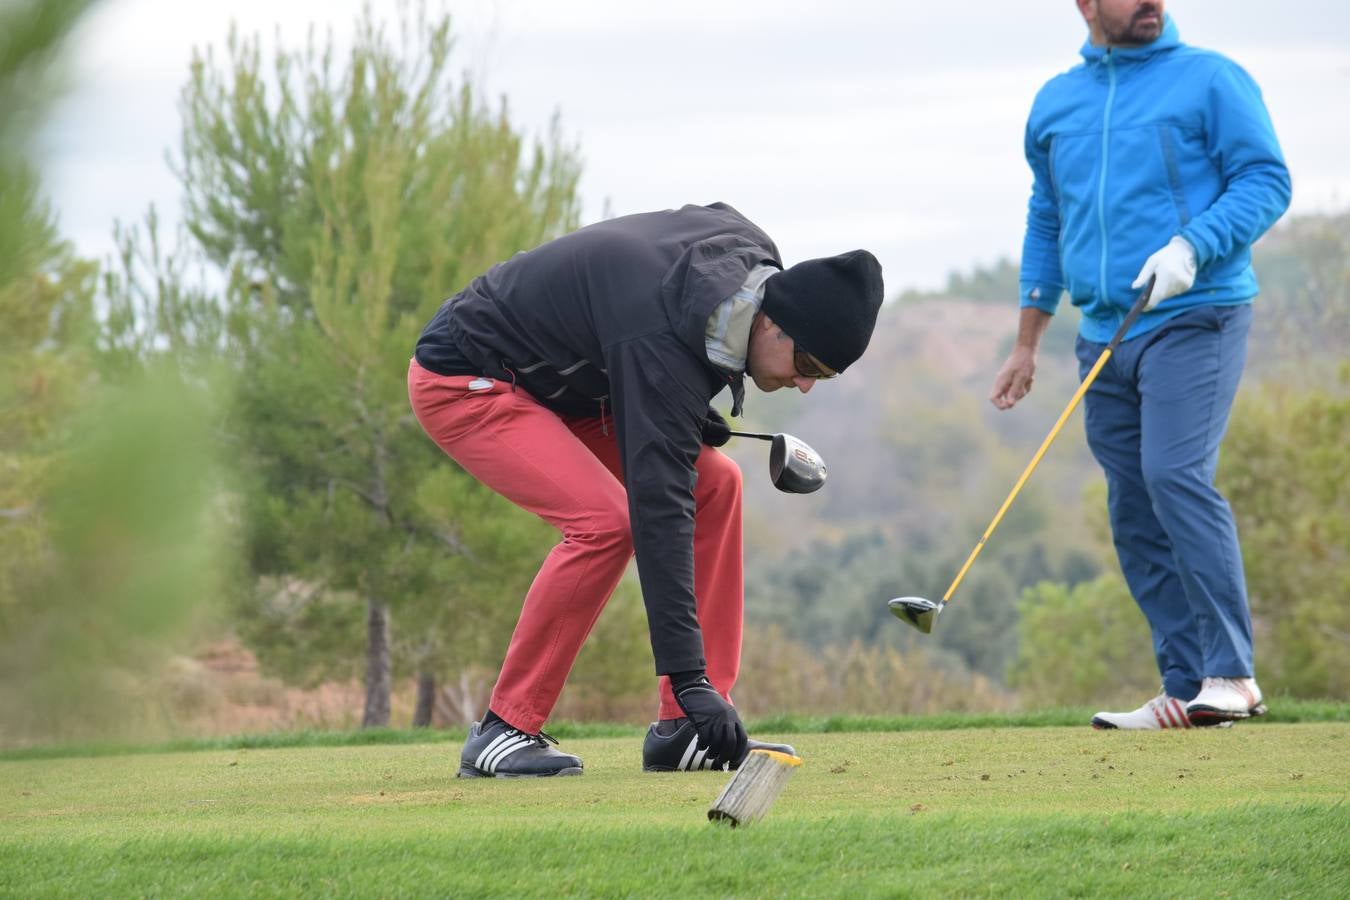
[{"xmin": 1156, "ymin": 124, "xmax": 1192, "ymax": 227}]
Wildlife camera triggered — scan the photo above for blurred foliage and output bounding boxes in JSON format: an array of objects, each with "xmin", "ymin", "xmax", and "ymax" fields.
[
  {"xmin": 1242, "ymin": 212, "xmax": 1350, "ymax": 378},
  {"xmin": 746, "ymin": 491, "xmax": 1099, "ymax": 685},
  {"xmin": 1, "ymin": 368, "xmax": 229, "ymax": 741},
  {"xmin": 2, "ymin": 0, "xmax": 230, "ymax": 744},
  {"xmin": 0, "ymin": 0, "xmax": 92, "ymax": 283},
  {"xmin": 1219, "ymin": 368, "xmax": 1350, "ymax": 699},
  {"xmin": 1007, "ymin": 575, "xmax": 1157, "ymax": 706},
  {"xmin": 737, "ymin": 625, "xmax": 1015, "ymax": 718},
  {"xmin": 0, "ymin": 0, "xmax": 93, "ymax": 288},
  {"xmin": 0, "ymin": 242, "xmax": 93, "ymax": 613},
  {"xmin": 742, "ymin": 346, "xmax": 1105, "ymax": 685},
  {"xmin": 2, "ymin": 47, "xmax": 229, "ymax": 738}
]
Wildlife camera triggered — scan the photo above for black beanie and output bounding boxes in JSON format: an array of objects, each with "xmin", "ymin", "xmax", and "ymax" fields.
[{"xmin": 760, "ymin": 249, "xmax": 884, "ymax": 373}]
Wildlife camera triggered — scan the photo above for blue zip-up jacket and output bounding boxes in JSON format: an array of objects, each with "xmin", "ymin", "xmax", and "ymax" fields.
[{"xmin": 1019, "ymin": 16, "xmax": 1291, "ymax": 343}]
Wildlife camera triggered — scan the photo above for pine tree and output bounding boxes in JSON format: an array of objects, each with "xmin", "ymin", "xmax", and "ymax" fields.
[{"xmin": 105, "ymin": 6, "xmax": 582, "ymax": 725}]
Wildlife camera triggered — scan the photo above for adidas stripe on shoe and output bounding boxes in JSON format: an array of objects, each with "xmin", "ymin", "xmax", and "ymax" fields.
[
  {"xmin": 457, "ymin": 718, "xmax": 583, "ymax": 778},
  {"xmin": 1091, "ymin": 692, "xmax": 1197, "ymax": 730},
  {"xmin": 642, "ymin": 718, "xmax": 797, "ymax": 771}
]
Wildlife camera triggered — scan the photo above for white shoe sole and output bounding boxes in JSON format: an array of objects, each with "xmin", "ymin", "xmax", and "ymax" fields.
[
  {"xmin": 457, "ymin": 764, "xmax": 583, "ymax": 778},
  {"xmin": 1091, "ymin": 715, "xmax": 1234, "ymax": 730}
]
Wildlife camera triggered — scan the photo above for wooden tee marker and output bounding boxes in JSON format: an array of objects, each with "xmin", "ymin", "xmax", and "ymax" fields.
[{"xmin": 707, "ymin": 749, "xmax": 802, "ymax": 827}]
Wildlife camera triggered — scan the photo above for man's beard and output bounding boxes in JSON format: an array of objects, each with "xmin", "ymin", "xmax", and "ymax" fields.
[{"xmin": 1104, "ymin": 5, "xmax": 1162, "ymax": 45}]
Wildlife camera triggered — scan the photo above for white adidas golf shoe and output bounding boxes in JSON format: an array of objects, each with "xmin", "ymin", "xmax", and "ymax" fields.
[
  {"xmin": 1091, "ymin": 692, "xmax": 1201, "ymax": 730},
  {"xmin": 1185, "ymin": 677, "xmax": 1266, "ymax": 725}
]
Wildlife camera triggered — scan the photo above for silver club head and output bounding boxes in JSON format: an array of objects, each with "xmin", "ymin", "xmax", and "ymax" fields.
[
  {"xmin": 769, "ymin": 433, "xmax": 827, "ymax": 494},
  {"xmin": 888, "ymin": 596, "xmax": 944, "ymax": 634}
]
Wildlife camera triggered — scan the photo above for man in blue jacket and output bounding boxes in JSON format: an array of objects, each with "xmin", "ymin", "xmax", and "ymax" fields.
[{"xmin": 989, "ymin": 1, "xmax": 1290, "ymax": 729}]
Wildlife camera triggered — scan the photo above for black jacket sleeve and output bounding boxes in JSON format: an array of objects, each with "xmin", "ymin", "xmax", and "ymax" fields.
[{"xmin": 604, "ymin": 332, "xmax": 719, "ymax": 675}]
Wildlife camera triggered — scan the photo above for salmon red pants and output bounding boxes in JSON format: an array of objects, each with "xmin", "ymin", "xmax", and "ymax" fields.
[{"xmin": 407, "ymin": 359, "xmax": 744, "ymax": 733}]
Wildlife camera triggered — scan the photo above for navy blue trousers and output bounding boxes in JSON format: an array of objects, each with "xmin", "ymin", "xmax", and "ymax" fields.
[{"xmin": 1076, "ymin": 304, "xmax": 1255, "ymax": 701}]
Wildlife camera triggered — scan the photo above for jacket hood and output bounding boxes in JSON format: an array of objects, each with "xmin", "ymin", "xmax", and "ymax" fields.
[
  {"xmin": 656, "ymin": 203, "xmax": 782, "ymax": 416},
  {"xmin": 658, "ymin": 207, "xmax": 781, "ymax": 366},
  {"xmin": 1080, "ymin": 13, "xmax": 1179, "ymax": 64}
]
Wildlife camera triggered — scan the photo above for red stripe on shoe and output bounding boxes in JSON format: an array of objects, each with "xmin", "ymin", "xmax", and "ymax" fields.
[
  {"xmin": 1237, "ymin": 682, "xmax": 1256, "ymax": 708},
  {"xmin": 1152, "ymin": 704, "xmax": 1169, "ymax": 728},
  {"xmin": 1172, "ymin": 699, "xmax": 1191, "ymax": 728}
]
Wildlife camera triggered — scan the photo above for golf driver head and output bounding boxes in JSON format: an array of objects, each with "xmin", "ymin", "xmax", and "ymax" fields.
[
  {"xmin": 888, "ymin": 596, "xmax": 944, "ymax": 634},
  {"xmin": 769, "ymin": 433, "xmax": 827, "ymax": 494}
]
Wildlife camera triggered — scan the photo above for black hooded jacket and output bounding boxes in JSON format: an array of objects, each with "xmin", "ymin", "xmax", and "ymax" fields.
[{"xmin": 415, "ymin": 203, "xmax": 782, "ymax": 674}]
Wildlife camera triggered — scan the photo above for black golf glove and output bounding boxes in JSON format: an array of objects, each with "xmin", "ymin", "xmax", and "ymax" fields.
[
  {"xmin": 673, "ymin": 674, "xmax": 748, "ymax": 769},
  {"xmin": 701, "ymin": 406, "xmax": 732, "ymax": 447}
]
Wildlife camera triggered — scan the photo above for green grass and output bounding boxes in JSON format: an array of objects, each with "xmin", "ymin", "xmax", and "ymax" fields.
[
  {"xmin": 3, "ymin": 722, "xmax": 1348, "ymax": 897},
  {"xmin": 3, "ymin": 697, "xmax": 1345, "ymax": 761}
]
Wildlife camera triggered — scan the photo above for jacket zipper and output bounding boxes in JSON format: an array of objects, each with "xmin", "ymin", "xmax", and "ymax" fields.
[{"xmin": 1097, "ymin": 50, "xmax": 1117, "ymax": 324}]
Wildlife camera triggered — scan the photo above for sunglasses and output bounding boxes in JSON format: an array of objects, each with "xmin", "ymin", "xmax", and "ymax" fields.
[{"xmin": 793, "ymin": 347, "xmax": 838, "ymax": 380}]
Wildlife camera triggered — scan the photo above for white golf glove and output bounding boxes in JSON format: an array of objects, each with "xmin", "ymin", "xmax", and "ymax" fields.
[{"xmin": 1132, "ymin": 236, "xmax": 1197, "ymax": 310}]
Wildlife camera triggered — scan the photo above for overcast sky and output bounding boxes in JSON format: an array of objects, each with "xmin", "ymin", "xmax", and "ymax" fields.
[{"xmin": 39, "ymin": 0, "xmax": 1350, "ymax": 294}]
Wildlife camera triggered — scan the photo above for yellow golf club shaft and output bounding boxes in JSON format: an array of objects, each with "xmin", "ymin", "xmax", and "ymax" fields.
[{"xmin": 940, "ymin": 277, "xmax": 1156, "ymax": 606}]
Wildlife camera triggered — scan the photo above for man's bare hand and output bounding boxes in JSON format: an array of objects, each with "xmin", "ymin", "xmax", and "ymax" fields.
[{"xmin": 989, "ymin": 348, "xmax": 1037, "ymax": 410}]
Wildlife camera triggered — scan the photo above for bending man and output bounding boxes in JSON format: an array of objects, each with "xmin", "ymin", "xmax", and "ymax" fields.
[{"xmin": 410, "ymin": 202, "xmax": 883, "ymax": 773}]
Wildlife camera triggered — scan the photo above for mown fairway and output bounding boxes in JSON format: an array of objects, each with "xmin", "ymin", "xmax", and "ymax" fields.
[{"xmin": 3, "ymin": 722, "xmax": 1348, "ymax": 897}]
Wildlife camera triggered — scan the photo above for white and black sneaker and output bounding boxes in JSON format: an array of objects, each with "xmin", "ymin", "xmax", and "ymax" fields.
[
  {"xmin": 642, "ymin": 718, "xmax": 797, "ymax": 772},
  {"xmin": 457, "ymin": 718, "xmax": 583, "ymax": 778},
  {"xmin": 1186, "ymin": 677, "xmax": 1267, "ymax": 725},
  {"xmin": 1092, "ymin": 691, "xmax": 1199, "ymax": 730}
]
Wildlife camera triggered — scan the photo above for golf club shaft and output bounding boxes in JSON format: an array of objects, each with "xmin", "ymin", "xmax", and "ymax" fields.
[
  {"xmin": 727, "ymin": 431, "xmax": 775, "ymax": 442},
  {"xmin": 939, "ymin": 277, "xmax": 1155, "ymax": 604}
]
